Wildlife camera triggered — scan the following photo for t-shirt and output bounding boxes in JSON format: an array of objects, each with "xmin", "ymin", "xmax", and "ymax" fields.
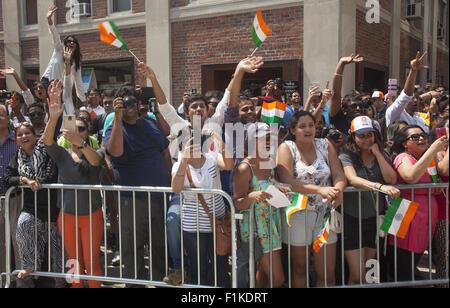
[
  {"xmin": 330, "ymin": 109, "xmax": 350, "ymax": 135},
  {"xmin": 46, "ymin": 142, "xmax": 104, "ymax": 216},
  {"xmin": 86, "ymin": 105, "xmax": 105, "ymax": 119},
  {"xmin": 104, "ymin": 117, "xmax": 170, "ymax": 197},
  {"xmin": 172, "ymin": 153, "xmax": 226, "ymax": 233},
  {"xmin": 339, "ymin": 151, "xmax": 390, "ymax": 219},
  {"xmin": 57, "ymin": 135, "xmax": 100, "ymax": 150},
  {"xmin": 102, "ymin": 112, "xmax": 156, "ymax": 138}
]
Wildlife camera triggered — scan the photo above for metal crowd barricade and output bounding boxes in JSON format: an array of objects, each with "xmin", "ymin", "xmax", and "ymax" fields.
[
  {"xmin": 244, "ymin": 183, "xmax": 449, "ymax": 288},
  {"xmin": 2, "ymin": 184, "xmax": 239, "ymax": 288}
]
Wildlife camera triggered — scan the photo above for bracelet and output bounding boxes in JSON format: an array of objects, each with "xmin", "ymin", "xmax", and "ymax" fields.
[
  {"xmin": 334, "ymin": 73, "xmax": 344, "ymax": 77},
  {"xmin": 378, "ymin": 184, "xmax": 383, "ymax": 190}
]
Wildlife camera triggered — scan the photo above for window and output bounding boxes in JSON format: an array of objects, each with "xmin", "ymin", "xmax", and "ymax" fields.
[
  {"xmin": 109, "ymin": 0, "xmax": 132, "ymax": 14},
  {"xmin": 437, "ymin": 0, "xmax": 447, "ymax": 41},
  {"xmin": 24, "ymin": 0, "xmax": 38, "ymax": 25}
]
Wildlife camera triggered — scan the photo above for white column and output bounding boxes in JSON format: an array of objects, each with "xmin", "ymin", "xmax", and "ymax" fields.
[
  {"xmin": 38, "ymin": 0, "xmax": 55, "ymax": 78},
  {"xmin": 2, "ymin": 0, "xmax": 22, "ymax": 91},
  {"xmin": 431, "ymin": 0, "xmax": 439, "ymax": 85},
  {"xmin": 303, "ymin": 0, "xmax": 356, "ymax": 100},
  {"xmin": 390, "ymin": 0, "xmax": 401, "ymax": 80},
  {"xmin": 145, "ymin": 0, "xmax": 172, "ymax": 104},
  {"xmin": 421, "ymin": 0, "xmax": 431, "ymax": 86}
]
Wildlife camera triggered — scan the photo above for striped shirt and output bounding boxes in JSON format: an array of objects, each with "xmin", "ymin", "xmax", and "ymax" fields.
[
  {"xmin": 0, "ymin": 130, "xmax": 18, "ymax": 195},
  {"xmin": 172, "ymin": 154, "xmax": 226, "ymax": 233}
]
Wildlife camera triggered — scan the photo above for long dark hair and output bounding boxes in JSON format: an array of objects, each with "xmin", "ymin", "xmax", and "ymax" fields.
[
  {"xmin": 342, "ymin": 131, "xmax": 384, "ymax": 169},
  {"xmin": 285, "ymin": 110, "xmax": 316, "ymax": 142},
  {"xmin": 390, "ymin": 125, "xmax": 425, "ymax": 159},
  {"xmin": 74, "ymin": 117, "xmax": 91, "ymax": 177},
  {"xmin": 63, "ymin": 35, "xmax": 82, "ymax": 71}
]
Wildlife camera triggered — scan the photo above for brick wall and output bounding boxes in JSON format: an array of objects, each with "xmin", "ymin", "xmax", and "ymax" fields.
[
  {"xmin": 171, "ymin": 0, "xmax": 189, "ymax": 8},
  {"xmin": 0, "ymin": 0, "xmax": 3, "ymax": 32},
  {"xmin": 132, "ymin": 0, "xmax": 145, "ymax": 13},
  {"xmin": 21, "ymin": 39, "xmax": 39, "ymax": 63},
  {"xmin": 356, "ymin": 10, "xmax": 391, "ymax": 67},
  {"xmin": 436, "ymin": 50, "xmax": 449, "ymax": 87},
  {"xmin": 171, "ymin": 6, "xmax": 303, "ymax": 104},
  {"xmin": 0, "ymin": 42, "xmax": 4, "ymax": 69},
  {"xmin": 399, "ymin": 32, "xmax": 422, "ymax": 86},
  {"xmin": 75, "ymin": 26, "xmax": 147, "ymax": 86}
]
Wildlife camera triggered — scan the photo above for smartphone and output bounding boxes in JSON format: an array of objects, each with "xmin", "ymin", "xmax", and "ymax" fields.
[
  {"xmin": 64, "ymin": 115, "xmax": 76, "ymax": 133},
  {"xmin": 436, "ymin": 127, "xmax": 447, "ymax": 139},
  {"xmin": 140, "ymin": 87, "xmax": 155, "ymax": 103}
]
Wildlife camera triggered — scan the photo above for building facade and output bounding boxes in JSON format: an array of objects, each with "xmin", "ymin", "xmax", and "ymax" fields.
[{"xmin": 1, "ymin": 0, "xmax": 449, "ymax": 106}]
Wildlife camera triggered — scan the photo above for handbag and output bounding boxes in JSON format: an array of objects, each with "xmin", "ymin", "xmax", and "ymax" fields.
[
  {"xmin": 330, "ymin": 210, "xmax": 342, "ymax": 234},
  {"xmin": 185, "ymin": 167, "xmax": 232, "ymax": 256}
]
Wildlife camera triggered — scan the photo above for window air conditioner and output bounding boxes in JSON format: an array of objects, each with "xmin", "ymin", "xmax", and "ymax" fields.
[
  {"xmin": 406, "ymin": 3, "xmax": 422, "ymax": 19},
  {"xmin": 437, "ymin": 23, "xmax": 445, "ymax": 40},
  {"xmin": 72, "ymin": 3, "xmax": 91, "ymax": 18}
]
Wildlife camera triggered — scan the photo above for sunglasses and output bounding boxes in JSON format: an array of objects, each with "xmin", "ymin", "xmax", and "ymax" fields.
[
  {"xmin": 123, "ymin": 97, "xmax": 137, "ymax": 109},
  {"xmin": 208, "ymin": 101, "xmax": 219, "ymax": 108},
  {"xmin": 348, "ymin": 103, "xmax": 366, "ymax": 110},
  {"xmin": 65, "ymin": 39, "xmax": 77, "ymax": 44},
  {"xmin": 407, "ymin": 133, "xmax": 428, "ymax": 142},
  {"xmin": 28, "ymin": 111, "xmax": 44, "ymax": 118},
  {"xmin": 33, "ymin": 85, "xmax": 45, "ymax": 91},
  {"xmin": 14, "ymin": 121, "xmax": 33, "ymax": 129}
]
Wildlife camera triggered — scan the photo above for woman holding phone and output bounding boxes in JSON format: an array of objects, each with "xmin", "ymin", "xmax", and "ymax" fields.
[{"xmin": 43, "ymin": 80, "xmax": 105, "ymax": 288}]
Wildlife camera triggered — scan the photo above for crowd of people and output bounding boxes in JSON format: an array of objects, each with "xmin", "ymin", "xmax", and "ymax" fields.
[{"xmin": 0, "ymin": 6, "xmax": 449, "ymax": 289}]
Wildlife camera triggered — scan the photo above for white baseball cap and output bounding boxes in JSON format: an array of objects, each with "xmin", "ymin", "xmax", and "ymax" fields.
[
  {"xmin": 372, "ymin": 91, "xmax": 383, "ymax": 99},
  {"xmin": 350, "ymin": 116, "xmax": 376, "ymax": 135}
]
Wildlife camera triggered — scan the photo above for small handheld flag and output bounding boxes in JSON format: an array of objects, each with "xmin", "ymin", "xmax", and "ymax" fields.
[
  {"xmin": 99, "ymin": 21, "xmax": 141, "ymax": 62},
  {"xmin": 313, "ymin": 214, "xmax": 331, "ymax": 253},
  {"xmin": 286, "ymin": 193, "xmax": 308, "ymax": 227},
  {"xmin": 380, "ymin": 198, "xmax": 419, "ymax": 239},
  {"xmin": 427, "ymin": 159, "xmax": 438, "ymax": 183},
  {"xmin": 250, "ymin": 9, "xmax": 272, "ymax": 56},
  {"xmin": 260, "ymin": 100, "xmax": 287, "ymax": 125}
]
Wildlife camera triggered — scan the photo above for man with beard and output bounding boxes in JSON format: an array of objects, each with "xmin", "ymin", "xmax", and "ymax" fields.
[
  {"xmin": 329, "ymin": 54, "xmax": 365, "ymax": 135},
  {"xmin": 386, "ymin": 51, "xmax": 430, "ymax": 134},
  {"xmin": 291, "ymin": 91, "xmax": 303, "ymax": 112}
]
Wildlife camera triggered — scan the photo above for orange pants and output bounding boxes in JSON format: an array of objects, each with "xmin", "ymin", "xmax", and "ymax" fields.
[{"xmin": 58, "ymin": 207, "xmax": 104, "ymax": 288}]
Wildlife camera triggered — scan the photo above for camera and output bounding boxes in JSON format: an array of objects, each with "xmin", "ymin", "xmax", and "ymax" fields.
[
  {"xmin": 0, "ymin": 92, "xmax": 13, "ymax": 100},
  {"xmin": 149, "ymin": 98, "xmax": 157, "ymax": 113}
]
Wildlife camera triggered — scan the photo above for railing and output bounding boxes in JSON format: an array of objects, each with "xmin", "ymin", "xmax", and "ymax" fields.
[
  {"xmin": 1, "ymin": 184, "xmax": 238, "ymax": 288},
  {"xmin": 1, "ymin": 183, "xmax": 448, "ymax": 288},
  {"xmin": 244, "ymin": 183, "xmax": 449, "ymax": 288}
]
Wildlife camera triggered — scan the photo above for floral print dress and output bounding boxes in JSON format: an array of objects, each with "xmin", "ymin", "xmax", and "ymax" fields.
[{"xmin": 238, "ymin": 161, "xmax": 282, "ymax": 253}]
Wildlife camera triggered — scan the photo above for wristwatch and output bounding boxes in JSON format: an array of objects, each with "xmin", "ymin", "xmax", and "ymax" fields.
[{"xmin": 77, "ymin": 141, "xmax": 88, "ymax": 150}]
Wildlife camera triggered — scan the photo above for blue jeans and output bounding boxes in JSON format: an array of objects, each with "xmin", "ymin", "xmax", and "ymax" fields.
[{"xmin": 167, "ymin": 194, "xmax": 182, "ymax": 269}]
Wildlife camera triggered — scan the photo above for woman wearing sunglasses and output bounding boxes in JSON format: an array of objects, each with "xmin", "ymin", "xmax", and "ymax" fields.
[
  {"xmin": 43, "ymin": 80, "xmax": 104, "ymax": 288},
  {"xmin": 41, "ymin": 5, "xmax": 86, "ymax": 103},
  {"xmin": 389, "ymin": 125, "xmax": 448, "ymax": 281},
  {"xmin": 339, "ymin": 116, "xmax": 400, "ymax": 284}
]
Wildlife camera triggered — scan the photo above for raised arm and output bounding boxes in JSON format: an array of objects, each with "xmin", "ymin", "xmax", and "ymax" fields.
[
  {"xmin": 62, "ymin": 48, "xmax": 75, "ymax": 115},
  {"xmin": 397, "ymin": 136, "xmax": 448, "ymax": 184},
  {"xmin": 312, "ymin": 81, "xmax": 332, "ymax": 123},
  {"xmin": 385, "ymin": 51, "xmax": 428, "ymax": 126},
  {"xmin": 106, "ymin": 98, "xmax": 125, "ymax": 158},
  {"xmin": 330, "ymin": 54, "xmax": 364, "ymax": 117},
  {"xmin": 43, "ymin": 80, "xmax": 65, "ymax": 147},
  {"xmin": 47, "ymin": 6, "xmax": 64, "ymax": 54},
  {"xmin": 0, "ymin": 67, "xmax": 28, "ymax": 92}
]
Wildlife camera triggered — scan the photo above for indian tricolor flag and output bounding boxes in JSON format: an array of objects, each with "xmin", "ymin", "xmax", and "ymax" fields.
[
  {"xmin": 286, "ymin": 193, "xmax": 308, "ymax": 227},
  {"xmin": 428, "ymin": 159, "xmax": 438, "ymax": 183},
  {"xmin": 380, "ymin": 198, "xmax": 419, "ymax": 239},
  {"xmin": 251, "ymin": 9, "xmax": 272, "ymax": 47},
  {"xmin": 99, "ymin": 21, "xmax": 129, "ymax": 51},
  {"xmin": 260, "ymin": 100, "xmax": 287, "ymax": 125},
  {"xmin": 313, "ymin": 215, "xmax": 330, "ymax": 253}
]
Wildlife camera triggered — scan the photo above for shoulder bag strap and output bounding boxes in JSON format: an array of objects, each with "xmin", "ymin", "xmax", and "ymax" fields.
[{"xmin": 185, "ymin": 166, "xmax": 213, "ymax": 218}]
